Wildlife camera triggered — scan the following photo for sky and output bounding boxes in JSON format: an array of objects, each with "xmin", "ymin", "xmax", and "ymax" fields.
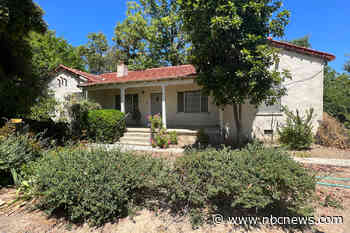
[{"xmin": 35, "ymin": 0, "xmax": 349, "ymax": 73}]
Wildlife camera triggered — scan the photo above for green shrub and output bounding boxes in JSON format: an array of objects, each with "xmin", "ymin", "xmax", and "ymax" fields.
[
  {"xmin": 32, "ymin": 149, "xmax": 167, "ymax": 226},
  {"xmin": 278, "ymin": 107, "xmax": 314, "ymax": 150},
  {"xmin": 168, "ymin": 143, "xmax": 316, "ymax": 224},
  {"xmin": 0, "ymin": 134, "xmax": 42, "ymax": 186},
  {"xmin": 196, "ymin": 129, "xmax": 209, "ymax": 145},
  {"xmin": 28, "ymin": 94, "xmax": 58, "ymax": 121},
  {"xmin": 67, "ymin": 97, "xmax": 101, "ymax": 138},
  {"xmin": 87, "ymin": 109, "xmax": 126, "ymax": 143},
  {"xmin": 169, "ymin": 131, "xmax": 178, "ymax": 145}
]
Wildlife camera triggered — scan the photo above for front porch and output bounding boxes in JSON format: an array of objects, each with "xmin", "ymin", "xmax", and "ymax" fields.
[{"xmin": 86, "ymin": 79, "xmax": 225, "ymax": 130}]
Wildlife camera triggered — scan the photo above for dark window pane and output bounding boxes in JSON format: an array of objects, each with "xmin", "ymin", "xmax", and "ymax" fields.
[
  {"xmin": 125, "ymin": 94, "xmax": 133, "ymax": 113},
  {"xmin": 115, "ymin": 95, "xmax": 121, "ymax": 111},
  {"xmin": 201, "ymin": 95, "xmax": 208, "ymax": 112},
  {"xmin": 178, "ymin": 92, "xmax": 184, "ymax": 112},
  {"xmin": 185, "ymin": 91, "xmax": 201, "ymax": 113},
  {"xmin": 133, "ymin": 94, "xmax": 138, "ymax": 112}
]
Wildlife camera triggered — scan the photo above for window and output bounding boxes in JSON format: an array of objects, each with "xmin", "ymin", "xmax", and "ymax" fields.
[
  {"xmin": 258, "ymin": 97, "xmax": 282, "ymax": 113},
  {"xmin": 58, "ymin": 79, "xmax": 61, "ymax": 87},
  {"xmin": 177, "ymin": 91, "xmax": 208, "ymax": 113},
  {"xmin": 64, "ymin": 79, "xmax": 67, "ymax": 87}
]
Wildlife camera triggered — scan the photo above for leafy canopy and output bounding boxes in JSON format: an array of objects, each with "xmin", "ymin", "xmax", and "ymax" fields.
[
  {"xmin": 78, "ymin": 32, "xmax": 109, "ymax": 74},
  {"xmin": 288, "ymin": 35, "xmax": 311, "ymax": 48},
  {"xmin": 113, "ymin": 0, "xmax": 188, "ymax": 70},
  {"xmin": 0, "ymin": 0, "xmax": 47, "ymax": 117},
  {"xmin": 324, "ymin": 66, "xmax": 350, "ymax": 128},
  {"xmin": 179, "ymin": 0, "xmax": 290, "ymax": 107}
]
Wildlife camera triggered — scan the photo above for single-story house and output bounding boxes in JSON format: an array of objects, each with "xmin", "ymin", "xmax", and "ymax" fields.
[{"xmin": 50, "ymin": 39, "xmax": 335, "ymax": 144}]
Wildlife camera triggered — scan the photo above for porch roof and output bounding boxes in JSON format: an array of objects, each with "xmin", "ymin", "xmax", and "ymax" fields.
[{"xmin": 80, "ymin": 65, "xmax": 196, "ymax": 87}]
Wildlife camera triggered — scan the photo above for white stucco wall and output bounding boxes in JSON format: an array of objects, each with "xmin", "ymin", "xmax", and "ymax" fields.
[
  {"xmin": 222, "ymin": 49, "xmax": 325, "ymax": 141},
  {"xmin": 48, "ymin": 71, "xmax": 86, "ymax": 102}
]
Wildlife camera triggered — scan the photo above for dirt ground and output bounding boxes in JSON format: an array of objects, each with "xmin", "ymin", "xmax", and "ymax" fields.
[
  {"xmin": 289, "ymin": 144, "xmax": 350, "ymax": 159},
  {"xmin": 0, "ymin": 163, "xmax": 349, "ymax": 233}
]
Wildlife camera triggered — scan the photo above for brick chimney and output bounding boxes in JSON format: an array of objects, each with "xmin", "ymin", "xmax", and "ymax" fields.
[{"xmin": 117, "ymin": 62, "xmax": 128, "ymax": 77}]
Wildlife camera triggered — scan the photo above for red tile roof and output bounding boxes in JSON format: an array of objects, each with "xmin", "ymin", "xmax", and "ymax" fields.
[
  {"xmin": 81, "ymin": 64, "xmax": 197, "ymax": 87},
  {"xmin": 57, "ymin": 39, "xmax": 335, "ymax": 87},
  {"xmin": 269, "ymin": 38, "xmax": 335, "ymax": 62},
  {"xmin": 55, "ymin": 64, "xmax": 102, "ymax": 82}
]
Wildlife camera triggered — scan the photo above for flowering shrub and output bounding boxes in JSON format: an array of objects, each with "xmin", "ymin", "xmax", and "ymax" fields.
[
  {"xmin": 148, "ymin": 114, "xmax": 170, "ymax": 148},
  {"xmin": 168, "ymin": 131, "xmax": 178, "ymax": 145}
]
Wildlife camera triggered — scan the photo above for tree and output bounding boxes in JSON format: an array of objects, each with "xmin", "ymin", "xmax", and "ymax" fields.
[
  {"xmin": 113, "ymin": 1, "xmax": 188, "ymax": 70},
  {"xmin": 0, "ymin": 0, "xmax": 47, "ymax": 118},
  {"xmin": 78, "ymin": 32, "xmax": 109, "ymax": 74},
  {"xmin": 324, "ymin": 66, "xmax": 350, "ymax": 128},
  {"xmin": 288, "ymin": 35, "xmax": 311, "ymax": 48},
  {"xmin": 29, "ymin": 30, "xmax": 85, "ymax": 79},
  {"xmin": 179, "ymin": 0, "xmax": 290, "ymax": 143},
  {"xmin": 345, "ymin": 57, "xmax": 350, "ymax": 73}
]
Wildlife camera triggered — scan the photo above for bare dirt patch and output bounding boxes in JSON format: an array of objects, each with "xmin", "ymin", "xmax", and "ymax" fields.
[{"xmin": 289, "ymin": 144, "xmax": 350, "ymax": 160}]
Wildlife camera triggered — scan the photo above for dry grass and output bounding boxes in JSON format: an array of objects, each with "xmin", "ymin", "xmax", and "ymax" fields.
[{"xmin": 315, "ymin": 113, "xmax": 350, "ymax": 149}]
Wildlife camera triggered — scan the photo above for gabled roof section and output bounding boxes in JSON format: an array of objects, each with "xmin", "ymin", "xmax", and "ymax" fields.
[
  {"xmin": 55, "ymin": 64, "xmax": 102, "ymax": 82},
  {"xmin": 269, "ymin": 38, "xmax": 335, "ymax": 61}
]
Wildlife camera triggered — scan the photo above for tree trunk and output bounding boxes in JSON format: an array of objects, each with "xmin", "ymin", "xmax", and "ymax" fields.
[{"xmin": 232, "ymin": 103, "xmax": 242, "ymax": 146}]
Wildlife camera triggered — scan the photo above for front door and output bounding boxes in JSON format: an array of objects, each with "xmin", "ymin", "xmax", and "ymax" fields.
[{"xmin": 151, "ymin": 93, "xmax": 162, "ymax": 116}]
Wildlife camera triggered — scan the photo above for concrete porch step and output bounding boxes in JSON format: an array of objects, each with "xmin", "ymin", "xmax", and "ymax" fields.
[
  {"xmin": 120, "ymin": 137, "xmax": 150, "ymax": 143},
  {"xmin": 123, "ymin": 132, "xmax": 150, "ymax": 138},
  {"xmin": 118, "ymin": 141, "xmax": 151, "ymax": 146},
  {"xmin": 126, "ymin": 128, "xmax": 150, "ymax": 133}
]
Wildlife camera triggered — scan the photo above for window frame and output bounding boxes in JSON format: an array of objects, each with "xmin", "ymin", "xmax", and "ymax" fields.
[{"xmin": 177, "ymin": 90, "xmax": 209, "ymax": 113}]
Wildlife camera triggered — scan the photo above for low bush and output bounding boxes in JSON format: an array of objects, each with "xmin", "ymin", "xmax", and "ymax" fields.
[
  {"xmin": 278, "ymin": 107, "xmax": 314, "ymax": 150},
  {"xmin": 67, "ymin": 97, "xmax": 101, "ymax": 138},
  {"xmin": 168, "ymin": 143, "xmax": 316, "ymax": 225},
  {"xmin": 169, "ymin": 131, "xmax": 178, "ymax": 145},
  {"xmin": 32, "ymin": 149, "xmax": 167, "ymax": 226},
  {"xmin": 87, "ymin": 109, "xmax": 126, "ymax": 143},
  {"xmin": 0, "ymin": 133, "xmax": 42, "ymax": 186},
  {"xmin": 315, "ymin": 113, "xmax": 350, "ymax": 149}
]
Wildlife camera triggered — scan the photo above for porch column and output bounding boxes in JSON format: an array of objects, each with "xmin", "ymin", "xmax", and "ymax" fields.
[
  {"xmin": 219, "ymin": 108, "xmax": 224, "ymax": 129},
  {"xmin": 161, "ymin": 85, "xmax": 167, "ymax": 128},
  {"xmin": 120, "ymin": 87, "xmax": 126, "ymax": 113},
  {"xmin": 219, "ymin": 108, "xmax": 224, "ymax": 137},
  {"xmin": 85, "ymin": 90, "xmax": 89, "ymax": 100}
]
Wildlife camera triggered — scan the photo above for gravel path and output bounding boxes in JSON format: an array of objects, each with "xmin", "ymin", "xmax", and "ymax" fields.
[{"xmin": 294, "ymin": 157, "xmax": 350, "ymax": 167}]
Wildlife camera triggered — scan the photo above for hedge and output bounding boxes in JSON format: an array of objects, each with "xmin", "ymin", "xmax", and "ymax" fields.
[{"xmin": 87, "ymin": 109, "xmax": 126, "ymax": 143}]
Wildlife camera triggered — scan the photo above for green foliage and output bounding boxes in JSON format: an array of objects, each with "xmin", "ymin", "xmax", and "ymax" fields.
[
  {"xmin": 149, "ymin": 114, "xmax": 171, "ymax": 148},
  {"xmin": 154, "ymin": 128, "xmax": 170, "ymax": 149},
  {"xmin": 0, "ymin": 133, "xmax": 42, "ymax": 186},
  {"xmin": 32, "ymin": 148, "xmax": 167, "ymax": 226},
  {"xmin": 78, "ymin": 32, "xmax": 110, "ymax": 74},
  {"xmin": 345, "ymin": 56, "xmax": 350, "ymax": 73},
  {"xmin": 149, "ymin": 114, "xmax": 162, "ymax": 132},
  {"xmin": 87, "ymin": 109, "xmax": 126, "ymax": 143},
  {"xmin": 168, "ymin": 131, "xmax": 178, "ymax": 145},
  {"xmin": 196, "ymin": 129, "xmax": 209, "ymax": 145},
  {"xmin": 178, "ymin": 0, "xmax": 290, "ymax": 142},
  {"xmin": 29, "ymin": 30, "xmax": 85, "ymax": 79},
  {"xmin": 324, "ymin": 66, "xmax": 350, "ymax": 128},
  {"xmin": 0, "ymin": 0, "xmax": 47, "ymax": 118},
  {"xmin": 288, "ymin": 35, "xmax": 311, "ymax": 48},
  {"xmin": 113, "ymin": 1, "xmax": 187, "ymax": 70},
  {"xmin": 65, "ymin": 95, "xmax": 101, "ymax": 138},
  {"xmin": 168, "ymin": 144, "xmax": 316, "ymax": 225},
  {"xmin": 28, "ymin": 93, "xmax": 58, "ymax": 121},
  {"xmin": 278, "ymin": 107, "xmax": 314, "ymax": 150}
]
